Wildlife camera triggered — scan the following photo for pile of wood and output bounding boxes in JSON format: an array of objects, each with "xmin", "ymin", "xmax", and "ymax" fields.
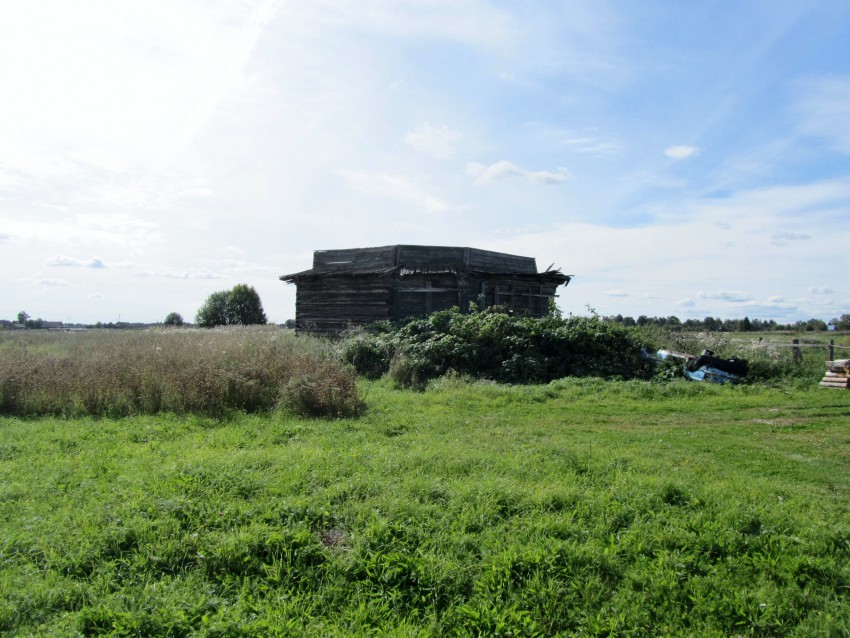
[{"xmin": 820, "ymin": 359, "xmax": 850, "ymax": 389}]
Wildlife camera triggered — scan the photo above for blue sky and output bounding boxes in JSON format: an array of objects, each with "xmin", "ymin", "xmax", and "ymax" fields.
[{"xmin": 1, "ymin": 1, "xmax": 849, "ymax": 324}]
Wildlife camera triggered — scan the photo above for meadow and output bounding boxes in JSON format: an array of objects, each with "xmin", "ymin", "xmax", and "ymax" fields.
[
  {"xmin": 0, "ymin": 328, "xmax": 362, "ymax": 419},
  {"xmin": 0, "ymin": 328, "xmax": 849, "ymax": 636}
]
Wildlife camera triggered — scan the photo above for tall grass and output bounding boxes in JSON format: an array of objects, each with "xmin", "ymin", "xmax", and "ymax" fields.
[{"xmin": 0, "ymin": 328, "xmax": 363, "ymax": 418}]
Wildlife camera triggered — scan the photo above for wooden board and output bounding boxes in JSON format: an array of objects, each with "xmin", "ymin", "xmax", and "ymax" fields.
[{"xmin": 820, "ymin": 380, "xmax": 850, "ymax": 389}]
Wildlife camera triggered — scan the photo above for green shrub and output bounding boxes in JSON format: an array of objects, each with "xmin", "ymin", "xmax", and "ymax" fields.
[
  {"xmin": 338, "ymin": 331, "xmax": 392, "ymax": 379},
  {"xmin": 280, "ymin": 358, "xmax": 364, "ymax": 418},
  {"xmin": 387, "ymin": 354, "xmax": 439, "ymax": 391},
  {"xmin": 339, "ymin": 307, "xmax": 654, "ymax": 387}
]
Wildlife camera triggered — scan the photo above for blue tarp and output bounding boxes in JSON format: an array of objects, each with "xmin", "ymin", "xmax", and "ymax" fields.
[{"xmin": 684, "ymin": 366, "xmax": 742, "ymax": 384}]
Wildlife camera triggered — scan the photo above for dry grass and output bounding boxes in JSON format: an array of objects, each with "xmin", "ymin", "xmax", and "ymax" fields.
[{"xmin": 0, "ymin": 327, "xmax": 363, "ymax": 418}]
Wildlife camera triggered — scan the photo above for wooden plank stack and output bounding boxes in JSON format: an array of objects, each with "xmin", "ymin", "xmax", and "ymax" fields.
[{"xmin": 820, "ymin": 359, "xmax": 850, "ymax": 389}]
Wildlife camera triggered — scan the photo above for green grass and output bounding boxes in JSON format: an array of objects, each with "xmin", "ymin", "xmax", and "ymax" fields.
[{"xmin": 1, "ymin": 378, "xmax": 849, "ymax": 636}]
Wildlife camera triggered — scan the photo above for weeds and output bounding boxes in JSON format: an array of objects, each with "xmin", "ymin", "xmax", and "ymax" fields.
[
  {"xmin": 638, "ymin": 326, "xmax": 829, "ymax": 385},
  {"xmin": 0, "ymin": 328, "xmax": 363, "ymax": 418}
]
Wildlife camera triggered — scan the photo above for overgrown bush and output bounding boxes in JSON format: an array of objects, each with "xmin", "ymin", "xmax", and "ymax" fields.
[
  {"xmin": 387, "ymin": 354, "xmax": 439, "ymax": 391},
  {"xmin": 337, "ymin": 333, "xmax": 392, "ymax": 379},
  {"xmin": 0, "ymin": 328, "xmax": 363, "ymax": 418},
  {"xmin": 340, "ymin": 307, "xmax": 654, "ymax": 388},
  {"xmin": 279, "ymin": 356, "xmax": 364, "ymax": 418}
]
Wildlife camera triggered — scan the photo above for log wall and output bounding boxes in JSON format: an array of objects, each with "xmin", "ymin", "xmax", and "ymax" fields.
[
  {"xmin": 311, "ymin": 245, "xmax": 538, "ymax": 274},
  {"xmin": 285, "ymin": 245, "xmax": 569, "ymax": 332},
  {"xmin": 313, "ymin": 247, "xmax": 397, "ymax": 273},
  {"xmin": 294, "ymin": 276, "xmax": 393, "ymax": 332}
]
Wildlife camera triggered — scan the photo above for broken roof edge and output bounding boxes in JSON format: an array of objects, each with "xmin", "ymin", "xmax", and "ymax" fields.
[
  {"xmin": 280, "ymin": 267, "xmax": 572, "ymax": 285},
  {"xmin": 279, "ymin": 265, "xmax": 401, "ymax": 282},
  {"xmin": 281, "ymin": 244, "xmax": 571, "ymax": 281}
]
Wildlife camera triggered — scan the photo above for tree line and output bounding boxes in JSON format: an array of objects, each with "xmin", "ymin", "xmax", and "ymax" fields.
[
  {"xmin": 603, "ymin": 314, "xmax": 847, "ymax": 332},
  {"xmin": 9, "ymin": 284, "xmax": 269, "ymax": 330},
  {"xmin": 164, "ymin": 283, "xmax": 270, "ymax": 328}
]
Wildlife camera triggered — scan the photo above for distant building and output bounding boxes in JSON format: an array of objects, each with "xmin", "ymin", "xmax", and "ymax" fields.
[{"xmin": 280, "ymin": 244, "xmax": 571, "ymax": 332}]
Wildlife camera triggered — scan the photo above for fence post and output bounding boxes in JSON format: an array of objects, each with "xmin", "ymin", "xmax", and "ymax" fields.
[
  {"xmin": 829, "ymin": 339, "xmax": 835, "ymax": 361},
  {"xmin": 792, "ymin": 339, "xmax": 802, "ymax": 365}
]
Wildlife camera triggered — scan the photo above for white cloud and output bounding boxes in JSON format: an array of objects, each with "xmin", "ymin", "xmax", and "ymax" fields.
[
  {"xmin": 2, "ymin": 214, "xmax": 161, "ymax": 247},
  {"xmin": 46, "ymin": 256, "xmax": 106, "ymax": 268},
  {"xmin": 340, "ymin": 170, "xmax": 454, "ymax": 212},
  {"xmin": 808, "ymin": 287, "xmax": 834, "ymax": 294},
  {"xmin": 46, "ymin": 256, "xmax": 79, "ymax": 267},
  {"xmin": 90, "ymin": 173, "xmax": 213, "ymax": 211},
  {"xmin": 24, "ymin": 277, "xmax": 69, "ymax": 288},
  {"xmin": 562, "ymin": 134, "xmax": 622, "ymax": 155},
  {"xmin": 664, "ymin": 145, "xmax": 700, "ymax": 160},
  {"xmin": 772, "ymin": 231, "xmax": 810, "ymax": 242},
  {"xmin": 698, "ymin": 290, "xmax": 755, "ymax": 302},
  {"xmin": 552, "ymin": 128, "xmax": 624, "ymax": 156},
  {"xmin": 605, "ymin": 290, "xmax": 628, "ymax": 297},
  {"xmin": 404, "ymin": 123, "xmax": 463, "ymax": 159},
  {"xmin": 795, "ymin": 75, "xmax": 850, "ymax": 153},
  {"xmin": 482, "ymin": 175, "xmax": 850, "ymax": 320},
  {"xmin": 287, "ymin": 1, "xmax": 516, "ymax": 50},
  {"xmin": 136, "ymin": 269, "xmax": 224, "ymax": 280},
  {"xmin": 466, "ymin": 161, "xmax": 570, "ymax": 185}
]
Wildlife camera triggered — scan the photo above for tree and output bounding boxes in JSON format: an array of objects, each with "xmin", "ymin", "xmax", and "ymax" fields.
[
  {"xmin": 164, "ymin": 312, "xmax": 184, "ymax": 327},
  {"xmin": 195, "ymin": 285, "xmax": 268, "ymax": 328},
  {"xmin": 805, "ymin": 318, "xmax": 828, "ymax": 332},
  {"xmin": 227, "ymin": 283, "xmax": 267, "ymax": 326},
  {"xmin": 16, "ymin": 311, "xmax": 29, "ymax": 324},
  {"xmin": 830, "ymin": 314, "xmax": 850, "ymax": 330},
  {"xmin": 196, "ymin": 291, "xmax": 231, "ymax": 328}
]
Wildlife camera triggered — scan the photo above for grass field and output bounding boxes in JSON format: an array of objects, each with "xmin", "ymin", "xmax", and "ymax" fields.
[{"xmin": 2, "ymin": 375, "xmax": 849, "ymax": 636}]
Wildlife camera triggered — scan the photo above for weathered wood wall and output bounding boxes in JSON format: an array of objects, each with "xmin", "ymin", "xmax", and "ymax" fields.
[
  {"xmin": 313, "ymin": 247, "xmax": 397, "ymax": 273},
  {"xmin": 470, "ymin": 277, "xmax": 559, "ymax": 316},
  {"xmin": 466, "ymin": 248, "xmax": 536, "ymax": 274},
  {"xmin": 284, "ymin": 245, "xmax": 569, "ymax": 332},
  {"xmin": 294, "ymin": 276, "xmax": 393, "ymax": 332},
  {"xmin": 312, "ymin": 245, "xmax": 537, "ymax": 275},
  {"xmin": 395, "ymin": 275, "xmax": 463, "ymax": 319}
]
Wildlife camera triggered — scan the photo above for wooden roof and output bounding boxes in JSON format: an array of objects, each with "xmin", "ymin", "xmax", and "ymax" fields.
[{"xmin": 281, "ymin": 245, "xmax": 571, "ymax": 284}]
